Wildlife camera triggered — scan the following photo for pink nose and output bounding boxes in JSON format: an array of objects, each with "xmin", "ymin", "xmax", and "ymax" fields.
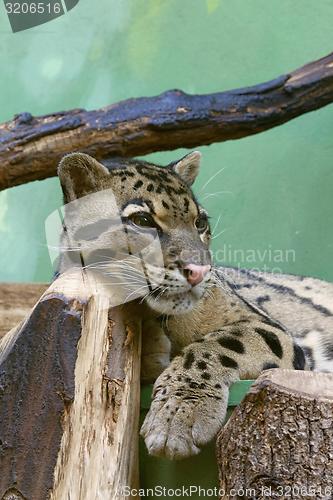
[{"xmin": 184, "ymin": 264, "xmax": 211, "ymax": 286}]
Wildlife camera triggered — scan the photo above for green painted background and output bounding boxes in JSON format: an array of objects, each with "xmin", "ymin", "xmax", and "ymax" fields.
[{"xmin": 0, "ymin": 0, "xmax": 332, "ymax": 283}]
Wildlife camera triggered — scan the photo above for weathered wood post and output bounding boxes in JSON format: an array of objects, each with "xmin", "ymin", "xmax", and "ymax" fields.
[
  {"xmin": 217, "ymin": 369, "xmax": 333, "ymax": 499},
  {"xmin": 0, "ymin": 270, "xmax": 141, "ymax": 500}
]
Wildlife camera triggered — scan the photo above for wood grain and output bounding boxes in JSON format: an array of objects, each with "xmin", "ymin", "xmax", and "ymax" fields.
[
  {"xmin": 217, "ymin": 369, "xmax": 333, "ymax": 500},
  {"xmin": 0, "ymin": 271, "xmax": 141, "ymax": 500},
  {"xmin": 0, "ymin": 282, "xmax": 48, "ymax": 338}
]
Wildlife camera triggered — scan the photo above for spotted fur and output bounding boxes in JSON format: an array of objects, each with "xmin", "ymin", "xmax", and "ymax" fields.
[{"xmin": 57, "ymin": 152, "xmax": 333, "ymax": 460}]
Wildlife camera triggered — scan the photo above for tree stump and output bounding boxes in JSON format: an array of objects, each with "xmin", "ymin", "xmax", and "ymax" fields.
[
  {"xmin": 0, "ymin": 270, "xmax": 141, "ymax": 500},
  {"xmin": 216, "ymin": 369, "xmax": 333, "ymax": 500}
]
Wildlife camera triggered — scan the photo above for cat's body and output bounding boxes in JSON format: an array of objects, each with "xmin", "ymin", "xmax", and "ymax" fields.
[
  {"xmin": 159, "ymin": 267, "xmax": 333, "ymax": 365},
  {"xmin": 219, "ymin": 267, "xmax": 333, "ymax": 371},
  {"xmin": 57, "ymin": 151, "xmax": 333, "ymax": 460}
]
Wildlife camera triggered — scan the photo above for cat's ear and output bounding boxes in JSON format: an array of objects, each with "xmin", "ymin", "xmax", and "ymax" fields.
[
  {"xmin": 58, "ymin": 153, "xmax": 110, "ymax": 202},
  {"xmin": 169, "ymin": 151, "xmax": 201, "ymax": 186}
]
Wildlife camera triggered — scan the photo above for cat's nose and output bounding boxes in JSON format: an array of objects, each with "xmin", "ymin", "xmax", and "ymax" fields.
[{"xmin": 183, "ymin": 264, "xmax": 211, "ymax": 286}]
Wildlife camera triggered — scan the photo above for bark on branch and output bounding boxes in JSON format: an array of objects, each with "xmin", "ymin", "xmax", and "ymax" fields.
[
  {"xmin": 1, "ymin": 52, "xmax": 333, "ymax": 191},
  {"xmin": 216, "ymin": 369, "xmax": 333, "ymax": 500}
]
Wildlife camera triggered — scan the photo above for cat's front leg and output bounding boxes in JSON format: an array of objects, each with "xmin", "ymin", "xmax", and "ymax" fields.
[
  {"xmin": 141, "ymin": 320, "xmax": 305, "ymax": 459},
  {"xmin": 141, "ymin": 339, "xmax": 236, "ymax": 459},
  {"xmin": 141, "ymin": 318, "xmax": 171, "ymax": 383}
]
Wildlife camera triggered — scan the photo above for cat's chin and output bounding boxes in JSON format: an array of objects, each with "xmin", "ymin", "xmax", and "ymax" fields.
[{"xmin": 145, "ymin": 290, "xmax": 203, "ymax": 315}]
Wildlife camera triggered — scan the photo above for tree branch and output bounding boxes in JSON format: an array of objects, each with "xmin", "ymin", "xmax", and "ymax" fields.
[{"xmin": 1, "ymin": 52, "xmax": 333, "ymax": 191}]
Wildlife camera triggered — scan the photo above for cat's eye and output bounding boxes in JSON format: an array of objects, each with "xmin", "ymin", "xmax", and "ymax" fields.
[
  {"xmin": 128, "ymin": 212, "xmax": 156, "ymax": 229},
  {"xmin": 195, "ymin": 215, "xmax": 208, "ymax": 232}
]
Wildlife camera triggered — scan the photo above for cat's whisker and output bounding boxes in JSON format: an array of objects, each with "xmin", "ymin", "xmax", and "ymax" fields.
[
  {"xmin": 211, "ymin": 214, "xmax": 222, "ymax": 237},
  {"xmin": 153, "ymin": 286, "xmax": 169, "ymax": 302},
  {"xmin": 201, "ymin": 191, "xmax": 233, "ymax": 202},
  {"xmin": 212, "ymin": 228, "xmax": 228, "ymax": 240},
  {"xmin": 123, "ymin": 283, "xmax": 153, "ymax": 303},
  {"xmin": 46, "ymin": 244, "xmax": 84, "ymax": 252},
  {"xmin": 198, "ymin": 166, "xmax": 227, "ymax": 194},
  {"xmin": 83, "ymin": 267, "xmax": 144, "ymax": 279},
  {"xmin": 139, "ymin": 286, "xmax": 162, "ymax": 304}
]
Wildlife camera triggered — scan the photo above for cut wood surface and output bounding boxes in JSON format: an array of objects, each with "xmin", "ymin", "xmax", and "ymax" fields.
[
  {"xmin": 217, "ymin": 369, "xmax": 333, "ymax": 500},
  {"xmin": 0, "ymin": 282, "xmax": 48, "ymax": 339},
  {"xmin": 0, "ymin": 270, "xmax": 141, "ymax": 500},
  {"xmin": 1, "ymin": 52, "xmax": 333, "ymax": 190}
]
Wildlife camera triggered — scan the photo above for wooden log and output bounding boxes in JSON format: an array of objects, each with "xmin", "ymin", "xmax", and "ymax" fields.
[
  {"xmin": 0, "ymin": 270, "xmax": 141, "ymax": 500},
  {"xmin": 216, "ymin": 369, "xmax": 333, "ymax": 500},
  {"xmin": 1, "ymin": 52, "xmax": 333, "ymax": 190},
  {"xmin": 0, "ymin": 282, "xmax": 48, "ymax": 339}
]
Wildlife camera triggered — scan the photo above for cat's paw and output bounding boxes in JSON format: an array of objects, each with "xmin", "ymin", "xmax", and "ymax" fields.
[{"xmin": 140, "ymin": 360, "xmax": 228, "ymax": 459}]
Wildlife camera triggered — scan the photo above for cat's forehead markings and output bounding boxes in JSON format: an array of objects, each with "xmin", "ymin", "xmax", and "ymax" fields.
[
  {"xmin": 144, "ymin": 199, "xmax": 156, "ymax": 214},
  {"xmin": 108, "ymin": 163, "xmax": 199, "ymax": 221},
  {"xmin": 133, "ymin": 180, "xmax": 144, "ymax": 190},
  {"xmin": 132, "ymin": 165, "xmax": 190, "ymax": 197},
  {"xmin": 109, "ymin": 163, "xmax": 190, "ymax": 194},
  {"xmin": 162, "ymin": 200, "xmax": 170, "ymax": 210}
]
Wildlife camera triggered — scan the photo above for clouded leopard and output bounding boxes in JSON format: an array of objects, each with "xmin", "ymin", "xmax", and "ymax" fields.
[{"xmin": 57, "ymin": 151, "xmax": 333, "ymax": 460}]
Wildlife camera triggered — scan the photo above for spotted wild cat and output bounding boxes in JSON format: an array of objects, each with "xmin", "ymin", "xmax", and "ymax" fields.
[{"xmin": 57, "ymin": 152, "xmax": 333, "ymax": 460}]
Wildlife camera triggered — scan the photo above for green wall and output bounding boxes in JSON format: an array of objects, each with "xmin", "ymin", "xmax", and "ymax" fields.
[{"xmin": 0, "ymin": 0, "xmax": 332, "ymax": 282}]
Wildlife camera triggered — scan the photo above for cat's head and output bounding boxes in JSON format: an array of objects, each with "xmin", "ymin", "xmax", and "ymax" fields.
[{"xmin": 57, "ymin": 152, "xmax": 212, "ymax": 314}]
